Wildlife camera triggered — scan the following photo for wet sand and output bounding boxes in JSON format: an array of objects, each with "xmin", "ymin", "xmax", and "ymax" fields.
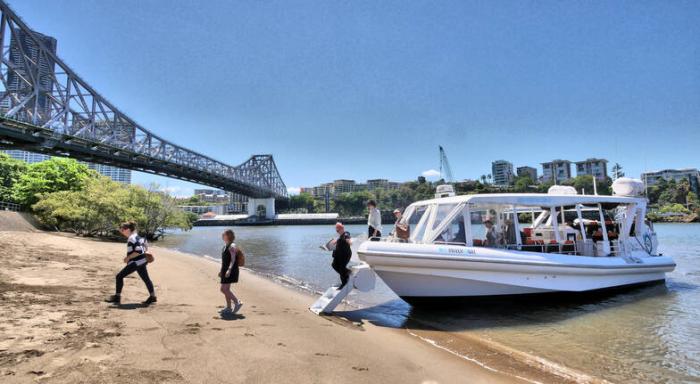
[{"xmin": 0, "ymin": 224, "xmax": 580, "ymax": 383}]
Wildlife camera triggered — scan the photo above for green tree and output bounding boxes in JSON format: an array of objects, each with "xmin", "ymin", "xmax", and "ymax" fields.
[
  {"xmin": 289, "ymin": 192, "xmax": 316, "ymax": 212},
  {"xmin": 12, "ymin": 157, "xmax": 93, "ymax": 206},
  {"xmin": 513, "ymin": 176, "xmax": 535, "ymax": 193},
  {"xmin": 562, "ymin": 175, "xmax": 611, "ymax": 195},
  {"xmin": 33, "ymin": 177, "xmax": 131, "ymax": 235},
  {"xmin": 0, "ymin": 153, "xmax": 27, "ymax": 203},
  {"xmin": 334, "ymin": 191, "xmax": 373, "ymax": 217},
  {"xmin": 128, "ymin": 184, "xmax": 192, "ymax": 239},
  {"xmin": 32, "ymin": 177, "xmax": 192, "ymax": 239}
]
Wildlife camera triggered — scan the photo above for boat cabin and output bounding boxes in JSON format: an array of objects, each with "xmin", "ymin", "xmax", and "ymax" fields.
[{"xmin": 395, "ymin": 192, "xmax": 657, "ymax": 257}]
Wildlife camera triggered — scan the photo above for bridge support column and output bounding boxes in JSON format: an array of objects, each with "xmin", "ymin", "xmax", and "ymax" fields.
[{"xmin": 247, "ymin": 198, "xmax": 276, "ymax": 220}]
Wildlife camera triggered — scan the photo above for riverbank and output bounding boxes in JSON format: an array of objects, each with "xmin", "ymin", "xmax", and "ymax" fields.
[{"xmin": 0, "ymin": 226, "xmax": 581, "ymax": 384}]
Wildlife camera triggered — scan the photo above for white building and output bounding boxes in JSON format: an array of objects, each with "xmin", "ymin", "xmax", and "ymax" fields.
[
  {"xmin": 82, "ymin": 162, "xmax": 131, "ymax": 184},
  {"xmin": 575, "ymin": 158, "xmax": 608, "ymax": 181},
  {"xmin": 542, "ymin": 160, "xmax": 572, "ymax": 184},
  {"xmin": 1, "ymin": 149, "xmax": 49, "ymax": 164},
  {"xmin": 641, "ymin": 168, "xmax": 700, "ymax": 195},
  {"xmin": 1, "ymin": 150, "xmax": 131, "ymax": 184},
  {"xmin": 491, "ymin": 160, "xmax": 514, "ymax": 186}
]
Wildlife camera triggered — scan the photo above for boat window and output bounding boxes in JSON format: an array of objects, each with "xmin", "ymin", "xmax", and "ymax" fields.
[
  {"xmin": 469, "ymin": 209, "xmax": 498, "ymax": 247},
  {"xmin": 435, "ymin": 207, "xmax": 467, "ymax": 245},
  {"xmin": 409, "ymin": 205, "xmax": 430, "ymax": 242},
  {"xmin": 431, "ymin": 203, "xmax": 458, "ymax": 231}
]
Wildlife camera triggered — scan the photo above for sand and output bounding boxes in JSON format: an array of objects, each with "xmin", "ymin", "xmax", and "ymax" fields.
[{"xmin": 0, "ymin": 223, "xmax": 574, "ymax": 383}]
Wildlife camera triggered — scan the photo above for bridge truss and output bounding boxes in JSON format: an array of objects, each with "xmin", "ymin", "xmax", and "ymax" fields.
[{"xmin": 0, "ymin": 1, "xmax": 287, "ymax": 199}]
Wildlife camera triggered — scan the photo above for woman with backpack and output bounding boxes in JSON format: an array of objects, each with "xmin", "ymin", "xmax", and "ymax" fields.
[
  {"xmin": 105, "ymin": 221, "xmax": 157, "ymax": 306},
  {"xmin": 219, "ymin": 229, "xmax": 244, "ymax": 315}
]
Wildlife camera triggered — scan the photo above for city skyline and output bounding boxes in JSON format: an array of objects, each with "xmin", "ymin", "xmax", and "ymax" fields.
[{"xmin": 7, "ymin": 0, "xmax": 700, "ymax": 197}]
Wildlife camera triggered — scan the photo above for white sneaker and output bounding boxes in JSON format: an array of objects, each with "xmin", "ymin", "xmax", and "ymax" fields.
[{"xmin": 233, "ymin": 302, "xmax": 244, "ymax": 314}]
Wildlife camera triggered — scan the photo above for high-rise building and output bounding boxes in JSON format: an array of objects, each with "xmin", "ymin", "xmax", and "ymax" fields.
[
  {"xmin": 641, "ymin": 168, "xmax": 700, "ymax": 195},
  {"xmin": 367, "ymin": 179, "xmax": 401, "ymax": 191},
  {"xmin": 1, "ymin": 150, "xmax": 132, "ymax": 184},
  {"xmin": 82, "ymin": 162, "xmax": 131, "ymax": 184},
  {"xmin": 516, "ymin": 166, "xmax": 537, "ymax": 181},
  {"xmin": 575, "ymin": 158, "xmax": 608, "ymax": 181},
  {"xmin": 332, "ymin": 179, "xmax": 356, "ymax": 194},
  {"xmin": 3, "ymin": 28, "xmax": 57, "ymax": 121},
  {"xmin": 1, "ymin": 149, "xmax": 49, "ymax": 163},
  {"xmin": 541, "ymin": 160, "xmax": 572, "ymax": 184},
  {"xmin": 491, "ymin": 160, "xmax": 514, "ymax": 186}
]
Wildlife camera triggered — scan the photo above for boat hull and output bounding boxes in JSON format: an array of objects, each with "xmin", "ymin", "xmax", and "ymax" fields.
[{"xmin": 358, "ymin": 242, "xmax": 676, "ymax": 298}]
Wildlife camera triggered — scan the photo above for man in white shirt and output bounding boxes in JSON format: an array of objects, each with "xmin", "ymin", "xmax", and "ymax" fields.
[{"xmin": 367, "ymin": 200, "xmax": 382, "ymax": 241}]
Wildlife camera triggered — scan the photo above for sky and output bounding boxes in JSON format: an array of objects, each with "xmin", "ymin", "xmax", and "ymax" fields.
[{"xmin": 10, "ymin": 0, "xmax": 700, "ymax": 196}]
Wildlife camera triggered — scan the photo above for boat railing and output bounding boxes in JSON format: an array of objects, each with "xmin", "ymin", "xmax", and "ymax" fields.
[{"xmin": 383, "ymin": 236, "xmax": 623, "ymax": 257}]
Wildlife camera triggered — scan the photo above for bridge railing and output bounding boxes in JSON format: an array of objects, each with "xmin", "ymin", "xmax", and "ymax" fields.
[{"xmin": 0, "ymin": 1, "xmax": 287, "ymax": 199}]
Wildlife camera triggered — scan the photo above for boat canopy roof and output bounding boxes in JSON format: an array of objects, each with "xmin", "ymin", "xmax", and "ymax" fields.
[{"xmin": 411, "ymin": 193, "xmax": 646, "ymax": 208}]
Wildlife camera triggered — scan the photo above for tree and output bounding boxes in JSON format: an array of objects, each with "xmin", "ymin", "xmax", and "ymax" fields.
[
  {"xmin": 562, "ymin": 175, "xmax": 612, "ymax": 195},
  {"xmin": 32, "ymin": 177, "xmax": 192, "ymax": 239},
  {"xmin": 334, "ymin": 191, "xmax": 373, "ymax": 217},
  {"xmin": 289, "ymin": 192, "xmax": 315, "ymax": 213},
  {"xmin": 33, "ymin": 176, "xmax": 131, "ymax": 235},
  {"xmin": 0, "ymin": 153, "xmax": 26, "ymax": 203},
  {"xmin": 12, "ymin": 157, "xmax": 94, "ymax": 206},
  {"xmin": 127, "ymin": 184, "xmax": 193, "ymax": 239},
  {"xmin": 513, "ymin": 176, "xmax": 535, "ymax": 193}
]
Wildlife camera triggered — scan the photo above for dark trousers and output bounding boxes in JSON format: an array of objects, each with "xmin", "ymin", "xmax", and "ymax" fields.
[
  {"xmin": 332, "ymin": 255, "xmax": 351, "ymax": 287},
  {"xmin": 368, "ymin": 226, "xmax": 382, "ymax": 241},
  {"xmin": 116, "ymin": 262, "xmax": 155, "ymax": 295}
]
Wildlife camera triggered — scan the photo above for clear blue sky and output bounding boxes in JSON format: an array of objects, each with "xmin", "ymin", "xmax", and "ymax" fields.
[{"xmin": 11, "ymin": 0, "xmax": 700, "ymax": 196}]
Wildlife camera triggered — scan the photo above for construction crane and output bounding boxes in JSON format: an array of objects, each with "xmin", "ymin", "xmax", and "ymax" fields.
[{"xmin": 439, "ymin": 145, "xmax": 454, "ymax": 183}]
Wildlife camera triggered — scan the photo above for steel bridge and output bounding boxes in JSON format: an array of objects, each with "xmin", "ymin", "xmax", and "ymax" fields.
[{"xmin": 0, "ymin": 1, "xmax": 287, "ymax": 200}]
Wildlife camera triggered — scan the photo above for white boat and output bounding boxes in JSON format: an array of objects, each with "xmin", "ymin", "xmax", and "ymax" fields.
[{"xmin": 357, "ymin": 179, "xmax": 676, "ymax": 303}]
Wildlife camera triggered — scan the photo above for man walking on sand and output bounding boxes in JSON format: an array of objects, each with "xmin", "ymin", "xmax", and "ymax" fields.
[
  {"xmin": 330, "ymin": 222, "xmax": 352, "ymax": 289},
  {"xmin": 367, "ymin": 200, "xmax": 382, "ymax": 241}
]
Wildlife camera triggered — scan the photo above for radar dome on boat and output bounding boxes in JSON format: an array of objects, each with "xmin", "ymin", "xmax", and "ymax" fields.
[
  {"xmin": 612, "ymin": 178, "xmax": 645, "ymax": 196},
  {"xmin": 435, "ymin": 184, "xmax": 456, "ymax": 198},
  {"xmin": 547, "ymin": 185, "xmax": 578, "ymax": 195}
]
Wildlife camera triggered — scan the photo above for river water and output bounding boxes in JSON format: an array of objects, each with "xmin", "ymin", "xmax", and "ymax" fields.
[{"xmin": 158, "ymin": 223, "xmax": 699, "ymax": 383}]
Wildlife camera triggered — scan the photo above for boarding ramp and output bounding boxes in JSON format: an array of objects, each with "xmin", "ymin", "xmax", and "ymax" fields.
[{"xmin": 310, "ymin": 263, "xmax": 376, "ymax": 315}]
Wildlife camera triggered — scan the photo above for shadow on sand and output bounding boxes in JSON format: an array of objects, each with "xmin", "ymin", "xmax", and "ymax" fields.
[
  {"xmin": 111, "ymin": 302, "xmax": 153, "ymax": 310},
  {"xmin": 219, "ymin": 313, "xmax": 246, "ymax": 321}
]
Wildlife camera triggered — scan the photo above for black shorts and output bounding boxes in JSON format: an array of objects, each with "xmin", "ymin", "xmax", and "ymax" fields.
[{"xmin": 368, "ymin": 226, "xmax": 381, "ymax": 238}]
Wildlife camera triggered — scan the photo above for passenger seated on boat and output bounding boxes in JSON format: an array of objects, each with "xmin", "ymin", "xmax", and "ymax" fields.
[
  {"xmin": 504, "ymin": 219, "xmax": 519, "ymax": 247},
  {"xmin": 450, "ymin": 221, "xmax": 467, "ymax": 245},
  {"xmin": 484, "ymin": 219, "xmax": 497, "ymax": 247}
]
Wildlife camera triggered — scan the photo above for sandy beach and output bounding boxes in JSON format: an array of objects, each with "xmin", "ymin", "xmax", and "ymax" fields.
[{"xmin": 0, "ymin": 215, "xmax": 578, "ymax": 383}]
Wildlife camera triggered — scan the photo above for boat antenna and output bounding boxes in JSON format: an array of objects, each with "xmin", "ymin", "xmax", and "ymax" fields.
[{"xmin": 439, "ymin": 145, "xmax": 454, "ymax": 183}]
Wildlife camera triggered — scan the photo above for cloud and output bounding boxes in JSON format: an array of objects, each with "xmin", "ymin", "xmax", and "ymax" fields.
[
  {"xmin": 421, "ymin": 169, "xmax": 441, "ymax": 179},
  {"xmin": 287, "ymin": 186, "xmax": 301, "ymax": 195},
  {"xmin": 152, "ymin": 185, "xmax": 193, "ymax": 198}
]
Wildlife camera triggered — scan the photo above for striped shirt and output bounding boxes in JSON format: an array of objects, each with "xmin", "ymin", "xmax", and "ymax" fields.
[{"xmin": 127, "ymin": 232, "xmax": 148, "ymax": 266}]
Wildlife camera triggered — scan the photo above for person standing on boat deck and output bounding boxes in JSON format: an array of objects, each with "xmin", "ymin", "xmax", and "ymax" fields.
[
  {"xmin": 330, "ymin": 222, "xmax": 352, "ymax": 289},
  {"xmin": 392, "ymin": 208, "xmax": 410, "ymax": 242},
  {"xmin": 367, "ymin": 200, "xmax": 382, "ymax": 241},
  {"xmin": 219, "ymin": 229, "xmax": 243, "ymax": 315},
  {"xmin": 484, "ymin": 218, "xmax": 497, "ymax": 247},
  {"xmin": 105, "ymin": 221, "xmax": 157, "ymax": 306}
]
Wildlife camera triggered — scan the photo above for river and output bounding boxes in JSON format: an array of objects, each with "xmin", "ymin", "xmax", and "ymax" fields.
[{"xmin": 158, "ymin": 223, "xmax": 699, "ymax": 383}]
